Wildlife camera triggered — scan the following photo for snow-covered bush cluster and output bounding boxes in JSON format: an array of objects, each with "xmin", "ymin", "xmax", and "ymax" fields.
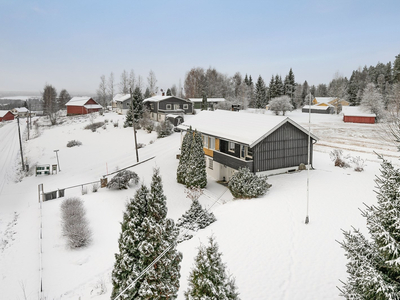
[
  {"xmin": 228, "ymin": 167, "xmax": 271, "ymax": 199},
  {"xmin": 61, "ymin": 197, "xmax": 92, "ymax": 248},
  {"xmin": 66, "ymin": 140, "xmax": 82, "ymax": 147},
  {"xmin": 155, "ymin": 120, "xmax": 173, "ymax": 138},
  {"xmin": 107, "ymin": 169, "xmax": 139, "ymax": 190},
  {"xmin": 269, "ymin": 95, "xmax": 293, "ymax": 116},
  {"xmin": 329, "ymin": 150, "xmax": 365, "ymax": 172},
  {"xmin": 84, "ymin": 122, "xmax": 105, "ymax": 132}
]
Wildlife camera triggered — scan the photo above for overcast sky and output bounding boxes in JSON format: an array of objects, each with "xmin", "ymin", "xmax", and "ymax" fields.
[{"xmin": 1, "ymin": 0, "xmax": 399, "ymax": 95}]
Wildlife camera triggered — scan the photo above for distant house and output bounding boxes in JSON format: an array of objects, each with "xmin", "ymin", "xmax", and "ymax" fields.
[
  {"xmin": 302, "ymin": 105, "xmax": 335, "ymax": 114},
  {"xmin": 178, "ymin": 110, "xmax": 318, "ymax": 181},
  {"xmin": 342, "ymin": 106, "xmax": 376, "ymax": 124},
  {"xmin": 0, "ymin": 110, "xmax": 15, "ymax": 122},
  {"xmin": 143, "ymin": 96, "xmax": 193, "ymax": 122},
  {"xmin": 312, "ymin": 97, "xmax": 349, "ymax": 113},
  {"xmin": 11, "ymin": 107, "xmax": 30, "ymax": 117},
  {"xmin": 188, "ymin": 98, "xmax": 226, "ymax": 109},
  {"xmin": 65, "ymin": 97, "xmax": 103, "ymax": 115},
  {"xmin": 112, "ymin": 94, "xmax": 131, "ymax": 112}
]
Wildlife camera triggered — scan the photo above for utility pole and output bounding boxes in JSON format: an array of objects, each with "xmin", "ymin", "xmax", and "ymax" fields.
[
  {"xmin": 17, "ymin": 116, "xmax": 25, "ymax": 171},
  {"xmin": 54, "ymin": 150, "xmax": 61, "ymax": 171},
  {"xmin": 130, "ymin": 88, "xmax": 139, "ymax": 162},
  {"xmin": 305, "ymin": 91, "xmax": 311, "ymax": 224}
]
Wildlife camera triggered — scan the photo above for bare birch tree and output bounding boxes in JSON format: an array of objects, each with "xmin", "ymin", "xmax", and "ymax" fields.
[
  {"xmin": 107, "ymin": 72, "xmax": 115, "ymax": 104},
  {"xmin": 147, "ymin": 70, "xmax": 158, "ymax": 95},
  {"xmin": 96, "ymin": 75, "xmax": 108, "ymax": 107},
  {"xmin": 119, "ymin": 70, "xmax": 129, "ymax": 94}
]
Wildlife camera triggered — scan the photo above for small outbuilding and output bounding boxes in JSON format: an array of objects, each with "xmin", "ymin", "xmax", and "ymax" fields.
[
  {"xmin": 342, "ymin": 106, "xmax": 376, "ymax": 124},
  {"xmin": 166, "ymin": 114, "xmax": 184, "ymax": 126},
  {"xmin": 302, "ymin": 105, "xmax": 335, "ymax": 114},
  {"xmin": 189, "ymin": 98, "xmax": 226, "ymax": 109},
  {"xmin": 11, "ymin": 107, "xmax": 30, "ymax": 117},
  {"xmin": 0, "ymin": 110, "xmax": 15, "ymax": 122},
  {"xmin": 65, "ymin": 97, "xmax": 103, "ymax": 115}
]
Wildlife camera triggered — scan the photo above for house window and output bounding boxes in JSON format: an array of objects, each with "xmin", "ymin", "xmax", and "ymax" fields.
[
  {"xmin": 228, "ymin": 142, "xmax": 235, "ymax": 152},
  {"xmin": 209, "ymin": 137, "xmax": 215, "ymax": 150},
  {"xmin": 247, "ymin": 148, "xmax": 253, "ymax": 159},
  {"xmin": 174, "ymin": 104, "xmax": 180, "ymax": 110},
  {"xmin": 183, "ymin": 104, "xmax": 188, "ymax": 109},
  {"xmin": 166, "ymin": 104, "xmax": 172, "ymax": 110},
  {"xmin": 203, "ymin": 135, "xmax": 208, "ymax": 148},
  {"xmin": 240, "ymin": 145, "xmax": 247, "ymax": 159},
  {"xmin": 208, "ymin": 158, "xmax": 213, "ymax": 170},
  {"xmin": 150, "ymin": 104, "xmax": 154, "ymax": 110}
]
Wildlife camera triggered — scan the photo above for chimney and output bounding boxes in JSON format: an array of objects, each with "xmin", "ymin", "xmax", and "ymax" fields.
[{"xmin": 161, "ymin": 89, "xmax": 165, "ymax": 96}]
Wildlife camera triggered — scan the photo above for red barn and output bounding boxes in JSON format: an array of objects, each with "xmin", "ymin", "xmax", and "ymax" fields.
[
  {"xmin": 342, "ymin": 107, "xmax": 376, "ymax": 124},
  {"xmin": 65, "ymin": 97, "xmax": 103, "ymax": 115},
  {"xmin": 0, "ymin": 110, "xmax": 15, "ymax": 122}
]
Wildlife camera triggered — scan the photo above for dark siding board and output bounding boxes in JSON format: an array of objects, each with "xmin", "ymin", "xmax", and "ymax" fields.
[
  {"xmin": 213, "ymin": 151, "xmax": 253, "ymax": 172},
  {"xmin": 253, "ymin": 122, "xmax": 314, "ymax": 172}
]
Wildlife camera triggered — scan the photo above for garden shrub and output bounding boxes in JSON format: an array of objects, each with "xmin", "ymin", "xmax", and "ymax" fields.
[
  {"xmin": 84, "ymin": 122, "xmax": 105, "ymax": 132},
  {"xmin": 228, "ymin": 167, "xmax": 271, "ymax": 199},
  {"xmin": 61, "ymin": 197, "xmax": 92, "ymax": 248},
  {"xmin": 107, "ymin": 170, "xmax": 139, "ymax": 190},
  {"xmin": 155, "ymin": 120, "xmax": 173, "ymax": 138},
  {"xmin": 66, "ymin": 140, "xmax": 82, "ymax": 147}
]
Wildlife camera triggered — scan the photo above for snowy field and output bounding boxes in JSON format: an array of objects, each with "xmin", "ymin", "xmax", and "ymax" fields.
[{"xmin": 0, "ymin": 109, "xmax": 398, "ymax": 299}]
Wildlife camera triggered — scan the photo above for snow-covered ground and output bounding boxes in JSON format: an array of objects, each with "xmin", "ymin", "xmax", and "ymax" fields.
[{"xmin": 0, "ymin": 109, "xmax": 398, "ymax": 299}]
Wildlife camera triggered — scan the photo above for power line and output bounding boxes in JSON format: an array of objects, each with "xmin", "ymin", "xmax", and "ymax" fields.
[{"xmin": 113, "ymin": 188, "xmax": 223, "ymax": 300}]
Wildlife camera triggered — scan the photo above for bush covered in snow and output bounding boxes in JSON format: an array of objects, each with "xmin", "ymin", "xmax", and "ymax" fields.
[
  {"xmin": 155, "ymin": 120, "xmax": 173, "ymax": 138},
  {"xmin": 351, "ymin": 156, "xmax": 365, "ymax": 172},
  {"xmin": 329, "ymin": 149, "xmax": 351, "ymax": 168},
  {"xmin": 61, "ymin": 197, "xmax": 92, "ymax": 248},
  {"xmin": 107, "ymin": 169, "xmax": 139, "ymax": 190},
  {"xmin": 228, "ymin": 167, "xmax": 271, "ymax": 199},
  {"xmin": 66, "ymin": 140, "xmax": 82, "ymax": 147},
  {"xmin": 84, "ymin": 121, "xmax": 105, "ymax": 132},
  {"xmin": 269, "ymin": 95, "xmax": 293, "ymax": 116}
]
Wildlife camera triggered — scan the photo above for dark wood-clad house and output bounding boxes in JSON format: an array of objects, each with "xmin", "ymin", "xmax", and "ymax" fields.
[
  {"xmin": 143, "ymin": 96, "xmax": 193, "ymax": 122},
  {"xmin": 178, "ymin": 110, "xmax": 318, "ymax": 181}
]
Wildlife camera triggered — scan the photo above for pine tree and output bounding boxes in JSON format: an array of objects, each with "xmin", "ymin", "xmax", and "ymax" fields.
[
  {"xmin": 254, "ymin": 75, "xmax": 267, "ymax": 108},
  {"xmin": 184, "ymin": 236, "xmax": 240, "ymax": 300},
  {"xmin": 393, "ymin": 53, "xmax": 400, "ymax": 84},
  {"xmin": 124, "ymin": 102, "xmax": 134, "ymax": 128},
  {"xmin": 339, "ymin": 156, "xmax": 400, "ymax": 299},
  {"xmin": 275, "ymin": 75, "xmax": 284, "ymax": 96},
  {"xmin": 185, "ymin": 130, "xmax": 207, "ymax": 189},
  {"xmin": 177, "ymin": 127, "xmax": 194, "ymax": 184},
  {"xmin": 111, "ymin": 184, "xmax": 149, "ymax": 299},
  {"xmin": 111, "ymin": 169, "xmax": 182, "ymax": 299},
  {"xmin": 177, "ymin": 198, "xmax": 216, "ymax": 231},
  {"xmin": 202, "ymin": 93, "xmax": 208, "ymax": 111},
  {"xmin": 166, "ymin": 88, "xmax": 172, "ymax": 96},
  {"xmin": 131, "ymin": 87, "xmax": 144, "ymax": 124},
  {"xmin": 144, "ymin": 87, "xmax": 151, "ymax": 99}
]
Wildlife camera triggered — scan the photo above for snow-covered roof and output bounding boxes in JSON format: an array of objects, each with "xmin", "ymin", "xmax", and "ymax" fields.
[
  {"xmin": 166, "ymin": 114, "xmax": 183, "ymax": 119},
  {"xmin": 314, "ymin": 97, "xmax": 336, "ymax": 104},
  {"xmin": 113, "ymin": 94, "xmax": 130, "ymax": 102},
  {"xmin": 303, "ymin": 105, "xmax": 331, "ymax": 110},
  {"xmin": 84, "ymin": 104, "xmax": 103, "ymax": 109},
  {"xmin": 341, "ymin": 106, "xmax": 376, "ymax": 117},
  {"xmin": 0, "ymin": 110, "xmax": 12, "ymax": 117},
  {"xmin": 13, "ymin": 107, "xmax": 29, "ymax": 113},
  {"xmin": 188, "ymin": 98, "xmax": 226, "ymax": 103},
  {"xmin": 143, "ymin": 96, "xmax": 191, "ymax": 103},
  {"xmin": 177, "ymin": 110, "xmax": 318, "ymax": 147},
  {"xmin": 65, "ymin": 97, "xmax": 94, "ymax": 107}
]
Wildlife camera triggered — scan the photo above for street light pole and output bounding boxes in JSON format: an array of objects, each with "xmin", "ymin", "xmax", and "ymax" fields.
[
  {"xmin": 17, "ymin": 116, "xmax": 25, "ymax": 171},
  {"xmin": 54, "ymin": 150, "xmax": 61, "ymax": 171},
  {"xmin": 130, "ymin": 88, "xmax": 139, "ymax": 163},
  {"xmin": 305, "ymin": 91, "xmax": 311, "ymax": 224}
]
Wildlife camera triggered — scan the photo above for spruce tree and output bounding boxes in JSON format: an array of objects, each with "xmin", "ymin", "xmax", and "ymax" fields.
[
  {"xmin": 166, "ymin": 88, "xmax": 172, "ymax": 96},
  {"xmin": 275, "ymin": 75, "xmax": 284, "ymax": 97},
  {"xmin": 339, "ymin": 156, "xmax": 400, "ymax": 299},
  {"xmin": 111, "ymin": 169, "xmax": 182, "ymax": 299},
  {"xmin": 393, "ymin": 53, "xmax": 400, "ymax": 84},
  {"xmin": 185, "ymin": 130, "xmax": 207, "ymax": 189},
  {"xmin": 131, "ymin": 87, "xmax": 144, "ymax": 124},
  {"xmin": 124, "ymin": 102, "xmax": 134, "ymax": 128},
  {"xmin": 177, "ymin": 198, "xmax": 216, "ymax": 231},
  {"xmin": 111, "ymin": 184, "xmax": 149, "ymax": 299},
  {"xmin": 184, "ymin": 236, "xmax": 240, "ymax": 300},
  {"xmin": 177, "ymin": 127, "xmax": 194, "ymax": 184},
  {"xmin": 254, "ymin": 75, "xmax": 267, "ymax": 108}
]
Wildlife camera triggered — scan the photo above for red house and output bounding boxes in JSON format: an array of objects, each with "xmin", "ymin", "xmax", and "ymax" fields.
[
  {"xmin": 65, "ymin": 97, "xmax": 103, "ymax": 115},
  {"xmin": 0, "ymin": 110, "xmax": 15, "ymax": 122}
]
